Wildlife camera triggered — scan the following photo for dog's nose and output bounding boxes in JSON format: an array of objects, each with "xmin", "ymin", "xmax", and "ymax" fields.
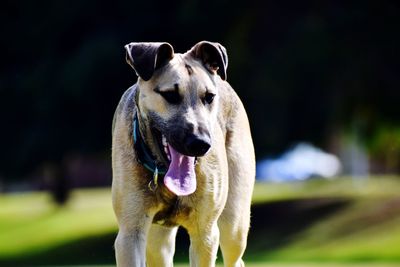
[{"xmin": 185, "ymin": 134, "xmax": 211, "ymax": 157}]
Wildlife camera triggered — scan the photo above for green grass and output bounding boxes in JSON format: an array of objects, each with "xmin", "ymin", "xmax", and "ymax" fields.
[
  {"xmin": 252, "ymin": 176, "xmax": 400, "ymax": 203},
  {"xmin": 182, "ymin": 265, "xmax": 400, "ymax": 267},
  {"xmin": 32, "ymin": 264, "xmax": 400, "ymax": 267},
  {"xmin": 1, "ymin": 176, "xmax": 400, "ymax": 266},
  {"xmin": 0, "ymin": 189, "xmax": 117, "ymax": 260},
  {"xmin": 249, "ymin": 177, "xmax": 400, "ymax": 262},
  {"xmin": 248, "ymin": 198, "xmax": 400, "ymax": 262}
]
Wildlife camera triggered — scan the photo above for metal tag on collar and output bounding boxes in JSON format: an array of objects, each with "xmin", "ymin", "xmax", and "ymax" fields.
[{"xmin": 148, "ymin": 165, "xmax": 159, "ymax": 192}]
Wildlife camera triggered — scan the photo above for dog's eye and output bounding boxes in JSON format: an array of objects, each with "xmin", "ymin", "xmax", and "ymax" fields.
[
  {"xmin": 159, "ymin": 91, "xmax": 182, "ymax": 105},
  {"xmin": 203, "ymin": 92, "xmax": 216, "ymax": 105}
]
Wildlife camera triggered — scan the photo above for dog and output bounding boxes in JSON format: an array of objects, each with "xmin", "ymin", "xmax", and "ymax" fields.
[{"xmin": 111, "ymin": 41, "xmax": 255, "ymax": 267}]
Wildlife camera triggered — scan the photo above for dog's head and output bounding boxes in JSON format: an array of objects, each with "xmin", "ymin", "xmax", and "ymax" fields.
[{"xmin": 125, "ymin": 41, "xmax": 228, "ymax": 196}]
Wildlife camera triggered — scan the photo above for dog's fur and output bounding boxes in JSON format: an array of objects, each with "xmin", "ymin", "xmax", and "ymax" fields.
[{"xmin": 111, "ymin": 41, "xmax": 255, "ymax": 267}]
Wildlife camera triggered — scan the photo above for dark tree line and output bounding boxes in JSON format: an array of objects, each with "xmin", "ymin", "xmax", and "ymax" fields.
[{"xmin": 1, "ymin": 0, "xmax": 399, "ymax": 183}]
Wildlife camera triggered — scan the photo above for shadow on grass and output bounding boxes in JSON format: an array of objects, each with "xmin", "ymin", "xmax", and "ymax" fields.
[
  {"xmin": 246, "ymin": 197, "xmax": 349, "ymax": 259},
  {"xmin": 0, "ymin": 232, "xmax": 117, "ymax": 267},
  {"xmin": 0, "ymin": 198, "xmax": 349, "ymax": 266}
]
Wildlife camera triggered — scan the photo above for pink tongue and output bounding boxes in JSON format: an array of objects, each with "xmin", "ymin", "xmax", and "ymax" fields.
[{"xmin": 164, "ymin": 144, "xmax": 196, "ymax": 196}]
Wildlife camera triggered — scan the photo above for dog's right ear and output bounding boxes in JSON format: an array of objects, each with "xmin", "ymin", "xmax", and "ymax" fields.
[{"xmin": 124, "ymin": 42, "xmax": 174, "ymax": 81}]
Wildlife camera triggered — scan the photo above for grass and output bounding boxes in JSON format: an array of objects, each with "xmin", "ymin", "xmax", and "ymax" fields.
[
  {"xmin": 252, "ymin": 176, "xmax": 400, "ymax": 202},
  {"xmin": 248, "ymin": 198, "xmax": 400, "ymax": 262},
  {"xmin": 40, "ymin": 263, "xmax": 399, "ymax": 267},
  {"xmin": 232, "ymin": 266, "xmax": 398, "ymax": 267},
  {"xmin": 248, "ymin": 177, "xmax": 400, "ymax": 263},
  {"xmin": 0, "ymin": 189, "xmax": 117, "ymax": 261},
  {"xmin": 1, "ymin": 176, "xmax": 400, "ymax": 266}
]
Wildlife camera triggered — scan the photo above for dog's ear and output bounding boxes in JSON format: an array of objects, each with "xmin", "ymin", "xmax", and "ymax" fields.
[
  {"xmin": 190, "ymin": 41, "xmax": 228, "ymax": 80},
  {"xmin": 124, "ymin": 42, "xmax": 174, "ymax": 81}
]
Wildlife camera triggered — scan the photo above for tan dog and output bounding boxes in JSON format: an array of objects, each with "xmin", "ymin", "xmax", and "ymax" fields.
[{"xmin": 111, "ymin": 41, "xmax": 255, "ymax": 267}]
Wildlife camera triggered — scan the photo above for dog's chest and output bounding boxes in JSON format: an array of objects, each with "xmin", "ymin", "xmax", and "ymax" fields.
[
  {"xmin": 153, "ymin": 205, "xmax": 190, "ymax": 227},
  {"xmin": 152, "ymin": 188, "xmax": 194, "ymax": 227}
]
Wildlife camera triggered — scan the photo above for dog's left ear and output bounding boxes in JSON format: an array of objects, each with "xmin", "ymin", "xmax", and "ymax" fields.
[
  {"xmin": 124, "ymin": 42, "xmax": 174, "ymax": 81},
  {"xmin": 190, "ymin": 41, "xmax": 228, "ymax": 80}
]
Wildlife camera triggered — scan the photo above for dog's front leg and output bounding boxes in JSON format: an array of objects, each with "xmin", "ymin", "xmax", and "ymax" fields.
[
  {"xmin": 115, "ymin": 213, "xmax": 153, "ymax": 267},
  {"xmin": 188, "ymin": 221, "xmax": 220, "ymax": 267},
  {"xmin": 146, "ymin": 224, "xmax": 178, "ymax": 267}
]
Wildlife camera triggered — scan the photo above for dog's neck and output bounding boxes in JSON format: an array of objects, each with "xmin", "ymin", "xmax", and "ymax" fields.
[
  {"xmin": 133, "ymin": 111, "xmax": 167, "ymax": 174},
  {"xmin": 133, "ymin": 88, "xmax": 169, "ymax": 177}
]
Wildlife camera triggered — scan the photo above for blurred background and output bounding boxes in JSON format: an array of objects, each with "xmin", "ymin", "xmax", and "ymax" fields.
[{"xmin": 1, "ymin": 0, "xmax": 400, "ymax": 266}]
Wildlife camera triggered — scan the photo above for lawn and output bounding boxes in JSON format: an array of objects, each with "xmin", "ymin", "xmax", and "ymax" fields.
[
  {"xmin": 0, "ymin": 189, "xmax": 116, "ymax": 257},
  {"xmin": 249, "ymin": 177, "xmax": 400, "ymax": 262},
  {"xmin": 33, "ymin": 264, "xmax": 400, "ymax": 267},
  {"xmin": 1, "ymin": 176, "xmax": 400, "ymax": 266}
]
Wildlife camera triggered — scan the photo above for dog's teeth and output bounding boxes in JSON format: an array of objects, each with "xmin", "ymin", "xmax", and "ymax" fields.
[
  {"xmin": 165, "ymin": 148, "xmax": 171, "ymax": 161},
  {"xmin": 162, "ymin": 135, "xmax": 167, "ymax": 147},
  {"xmin": 161, "ymin": 135, "xmax": 171, "ymax": 161}
]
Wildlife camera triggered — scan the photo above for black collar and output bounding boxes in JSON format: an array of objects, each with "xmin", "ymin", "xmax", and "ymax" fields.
[{"xmin": 132, "ymin": 113, "xmax": 167, "ymax": 175}]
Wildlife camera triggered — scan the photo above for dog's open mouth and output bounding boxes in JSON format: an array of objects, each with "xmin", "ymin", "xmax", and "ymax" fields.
[{"xmin": 157, "ymin": 134, "xmax": 197, "ymax": 196}]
